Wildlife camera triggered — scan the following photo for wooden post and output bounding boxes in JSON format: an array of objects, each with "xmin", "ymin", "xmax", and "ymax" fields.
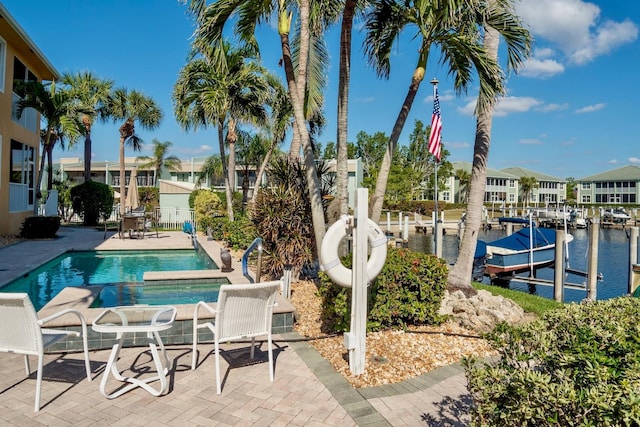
[
  {"xmin": 398, "ymin": 212, "xmax": 403, "ymax": 239},
  {"xmin": 506, "ymin": 222, "xmax": 513, "ymax": 236},
  {"xmin": 435, "ymin": 219, "xmax": 443, "ymax": 258},
  {"xmin": 348, "ymin": 188, "xmax": 368, "ymax": 375},
  {"xmin": 553, "ymin": 229, "xmax": 565, "ymax": 302},
  {"xmin": 629, "ymin": 227, "xmax": 639, "ymax": 294},
  {"xmin": 586, "ymin": 217, "xmax": 599, "ymax": 301}
]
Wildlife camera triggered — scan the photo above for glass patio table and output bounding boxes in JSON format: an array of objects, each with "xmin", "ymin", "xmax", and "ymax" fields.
[{"xmin": 92, "ymin": 305, "xmax": 177, "ymax": 399}]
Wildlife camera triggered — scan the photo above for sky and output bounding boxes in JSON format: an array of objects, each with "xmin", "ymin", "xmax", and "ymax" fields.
[{"xmin": 2, "ymin": 0, "xmax": 639, "ymax": 180}]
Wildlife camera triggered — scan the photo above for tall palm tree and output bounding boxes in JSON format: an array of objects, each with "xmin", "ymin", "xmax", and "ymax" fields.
[
  {"xmin": 251, "ymin": 73, "xmax": 294, "ymax": 204},
  {"xmin": 519, "ymin": 176, "xmax": 539, "ymax": 211},
  {"xmin": 135, "ymin": 139, "xmax": 182, "ymax": 186},
  {"xmin": 13, "ymin": 80, "xmax": 84, "ymax": 211},
  {"xmin": 364, "ymin": 0, "xmax": 517, "ymax": 224},
  {"xmin": 447, "ymin": 0, "xmax": 531, "ymax": 290},
  {"xmin": 61, "ymin": 71, "xmax": 113, "ymax": 182},
  {"xmin": 334, "ymin": 0, "xmax": 364, "ymax": 218},
  {"xmin": 173, "ymin": 40, "xmax": 270, "ymax": 222},
  {"xmin": 188, "ymin": 0, "xmax": 330, "ymax": 251},
  {"xmin": 105, "ymin": 87, "xmax": 162, "ymax": 215}
]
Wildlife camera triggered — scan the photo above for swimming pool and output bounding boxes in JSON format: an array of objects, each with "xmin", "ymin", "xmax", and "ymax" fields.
[
  {"xmin": 91, "ymin": 280, "xmax": 229, "ymax": 308},
  {"xmin": 2, "ymin": 249, "xmax": 218, "ymax": 310}
]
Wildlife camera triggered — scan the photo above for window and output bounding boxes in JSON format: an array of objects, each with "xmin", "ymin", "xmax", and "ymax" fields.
[
  {"xmin": 11, "ymin": 57, "xmax": 38, "ymax": 132},
  {"xmin": 0, "ymin": 36, "xmax": 6, "ymax": 93},
  {"xmin": 442, "ymin": 192, "xmax": 450, "ymax": 202},
  {"xmin": 582, "ymin": 195, "xmax": 591, "ymax": 203},
  {"xmin": 9, "ymin": 139, "xmax": 36, "ymax": 212}
]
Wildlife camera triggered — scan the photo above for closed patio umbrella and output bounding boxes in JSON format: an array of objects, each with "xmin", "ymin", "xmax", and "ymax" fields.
[{"xmin": 125, "ymin": 168, "xmax": 139, "ymax": 212}]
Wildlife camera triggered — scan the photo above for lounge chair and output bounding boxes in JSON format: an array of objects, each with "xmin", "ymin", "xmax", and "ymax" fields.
[
  {"xmin": 191, "ymin": 281, "xmax": 281, "ymax": 394},
  {"xmin": 0, "ymin": 293, "xmax": 92, "ymax": 411}
]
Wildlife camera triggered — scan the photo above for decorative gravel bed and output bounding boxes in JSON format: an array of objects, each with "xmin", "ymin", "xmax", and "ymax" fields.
[{"xmin": 289, "ymin": 279, "xmax": 497, "ymax": 388}]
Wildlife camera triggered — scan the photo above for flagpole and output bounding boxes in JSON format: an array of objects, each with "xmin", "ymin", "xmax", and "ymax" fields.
[{"xmin": 431, "ymin": 78, "xmax": 440, "ymax": 258}]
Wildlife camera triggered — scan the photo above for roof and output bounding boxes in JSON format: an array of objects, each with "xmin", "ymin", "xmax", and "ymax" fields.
[
  {"xmin": 451, "ymin": 161, "xmax": 518, "ymax": 179},
  {"xmin": 0, "ymin": 4, "xmax": 59, "ymax": 80},
  {"xmin": 501, "ymin": 167, "xmax": 566, "ymax": 182},
  {"xmin": 578, "ymin": 164, "xmax": 640, "ymax": 181}
]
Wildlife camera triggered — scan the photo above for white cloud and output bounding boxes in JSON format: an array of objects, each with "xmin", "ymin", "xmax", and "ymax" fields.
[
  {"xmin": 537, "ymin": 103, "xmax": 569, "ymax": 113},
  {"xmin": 457, "ymin": 96, "xmax": 542, "ymax": 116},
  {"xmin": 424, "ymin": 91, "xmax": 456, "ymax": 104},
  {"xmin": 515, "ymin": 0, "xmax": 638, "ymax": 65},
  {"xmin": 519, "ymin": 138, "xmax": 544, "ymax": 145},
  {"xmin": 575, "ymin": 103, "xmax": 606, "ymax": 113},
  {"xmin": 520, "ymin": 58, "xmax": 565, "ymax": 78},
  {"xmin": 608, "ymin": 159, "xmax": 619, "ymax": 165},
  {"xmin": 179, "ymin": 145, "xmax": 213, "ymax": 155},
  {"xmin": 494, "ymin": 96, "xmax": 544, "ymax": 117},
  {"xmin": 629, "ymin": 157, "xmax": 640, "ymax": 164}
]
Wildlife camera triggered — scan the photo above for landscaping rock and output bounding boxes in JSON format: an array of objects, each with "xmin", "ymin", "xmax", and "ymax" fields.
[{"xmin": 439, "ymin": 289, "xmax": 526, "ymax": 333}]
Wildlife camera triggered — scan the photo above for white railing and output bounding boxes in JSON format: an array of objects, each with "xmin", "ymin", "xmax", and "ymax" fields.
[
  {"xmin": 9, "ymin": 182, "xmax": 30, "ymax": 212},
  {"xmin": 155, "ymin": 207, "xmax": 196, "ymax": 230}
]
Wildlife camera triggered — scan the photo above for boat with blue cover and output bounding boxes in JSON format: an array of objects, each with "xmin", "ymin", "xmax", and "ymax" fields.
[{"xmin": 481, "ymin": 217, "xmax": 573, "ymax": 278}]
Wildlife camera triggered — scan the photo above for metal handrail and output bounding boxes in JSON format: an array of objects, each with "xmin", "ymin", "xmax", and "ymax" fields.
[{"xmin": 242, "ymin": 238, "xmax": 263, "ymax": 283}]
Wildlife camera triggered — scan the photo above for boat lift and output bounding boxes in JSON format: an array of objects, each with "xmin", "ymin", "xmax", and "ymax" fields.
[{"xmin": 497, "ymin": 217, "xmax": 603, "ymax": 302}]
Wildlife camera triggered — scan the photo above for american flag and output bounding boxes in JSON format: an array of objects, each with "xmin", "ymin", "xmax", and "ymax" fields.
[{"xmin": 428, "ymin": 89, "xmax": 442, "ymax": 162}]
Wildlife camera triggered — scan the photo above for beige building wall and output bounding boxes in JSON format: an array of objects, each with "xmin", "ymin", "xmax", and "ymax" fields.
[{"xmin": 0, "ymin": 4, "xmax": 58, "ymax": 235}]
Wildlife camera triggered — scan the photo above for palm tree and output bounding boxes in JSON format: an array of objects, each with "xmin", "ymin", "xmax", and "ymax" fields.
[
  {"xmin": 13, "ymin": 80, "xmax": 84, "ymax": 211},
  {"xmin": 173, "ymin": 40, "xmax": 270, "ymax": 222},
  {"xmin": 61, "ymin": 71, "xmax": 113, "ymax": 182},
  {"xmin": 519, "ymin": 176, "xmax": 539, "ymax": 211},
  {"xmin": 447, "ymin": 0, "xmax": 531, "ymax": 290},
  {"xmin": 334, "ymin": 0, "xmax": 363, "ymax": 218},
  {"xmin": 455, "ymin": 168, "xmax": 472, "ymax": 203},
  {"xmin": 188, "ymin": 0, "xmax": 329, "ymax": 251},
  {"xmin": 104, "ymin": 87, "xmax": 162, "ymax": 215},
  {"xmin": 196, "ymin": 154, "xmax": 224, "ymax": 188},
  {"xmin": 364, "ymin": 0, "xmax": 516, "ymax": 224},
  {"xmin": 135, "ymin": 139, "xmax": 181, "ymax": 187}
]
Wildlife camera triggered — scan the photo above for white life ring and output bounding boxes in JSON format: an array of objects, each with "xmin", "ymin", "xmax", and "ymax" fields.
[{"xmin": 319, "ymin": 215, "xmax": 388, "ymax": 288}]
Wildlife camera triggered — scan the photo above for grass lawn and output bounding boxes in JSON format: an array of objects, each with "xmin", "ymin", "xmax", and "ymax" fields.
[{"xmin": 472, "ymin": 282, "xmax": 564, "ymax": 317}]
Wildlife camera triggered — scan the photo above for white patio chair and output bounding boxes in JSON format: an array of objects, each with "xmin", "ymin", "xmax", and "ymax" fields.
[
  {"xmin": 0, "ymin": 293, "xmax": 92, "ymax": 411},
  {"xmin": 192, "ymin": 281, "xmax": 281, "ymax": 394}
]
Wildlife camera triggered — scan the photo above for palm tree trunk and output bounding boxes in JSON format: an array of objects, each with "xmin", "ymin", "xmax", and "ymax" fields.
[
  {"xmin": 226, "ymin": 117, "xmax": 237, "ymax": 191},
  {"xmin": 83, "ymin": 116, "xmax": 92, "ymax": 182},
  {"xmin": 369, "ymin": 66, "xmax": 425, "ymax": 223},
  {"xmin": 119, "ymin": 119, "xmax": 134, "ymax": 216},
  {"xmin": 447, "ymin": 25, "xmax": 500, "ymax": 290},
  {"xmin": 218, "ymin": 122, "xmax": 234, "ymax": 221},
  {"xmin": 46, "ymin": 143, "xmax": 55, "ymax": 191},
  {"xmin": 279, "ymin": 6, "xmax": 326, "ymax": 252},
  {"xmin": 33, "ymin": 130, "xmax": 52, "ymax": 215},
  {"xmin": 251, "ymin": 137, "xmax": 278, "ymax": 204},
  {"xmin": 119, "ymin": 135, "xmax": 126, "ymax": 216},
  {"xmin": 335, "ymin": 0, "xmax": 356, "ymax": 217}
]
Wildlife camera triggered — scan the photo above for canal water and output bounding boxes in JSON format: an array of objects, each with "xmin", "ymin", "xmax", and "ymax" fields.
[{"xmin": 407, "ymin": 227, "xmax": 633, "ymax": 303}]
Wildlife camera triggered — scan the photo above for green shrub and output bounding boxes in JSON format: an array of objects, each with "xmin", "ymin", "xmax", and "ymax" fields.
[
  {"xmin": 193, "ymin": 190, "xmax": 224, "ymax": 229},
  {"xmin": 251, "ymin": 185, "xmax": 316, "ymax": 281},
  {"xmin": 70, "ymin": 181, "xmax": 114, "ymax": 226},
  {"xmin": 465, "ymin": 297, "xmax": 640, "ymax": 427},
  {"xmin": 222, "ymin": 215, "xmax": 257, "ymax": 250},
  {"xmin": 318, "ymin": 246, "xmax": 448, "ymax": 333},
  {"xmin": 20, "ymin": 216, "xmax": 61, "ymax": 239}
]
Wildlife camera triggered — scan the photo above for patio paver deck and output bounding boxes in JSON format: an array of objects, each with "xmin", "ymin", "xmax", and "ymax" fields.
[{"xmin": 0, "ymin": 226, "xmax": 472, "ymax": 426}]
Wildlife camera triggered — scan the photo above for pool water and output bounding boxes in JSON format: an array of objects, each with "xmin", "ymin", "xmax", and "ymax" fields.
[
  {"xmin": 92, "ymin": 280, "xmax": 229, "ymax": 308},
  {"xmin": 2, "ymin": 249, "xmax": 218, "ymax": 310}
]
